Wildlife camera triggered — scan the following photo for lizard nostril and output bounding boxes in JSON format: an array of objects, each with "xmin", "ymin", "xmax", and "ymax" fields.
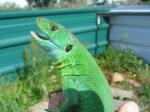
[{"xmin": 37, "ymin": 17, "xmax": 44, "ymax": 22}]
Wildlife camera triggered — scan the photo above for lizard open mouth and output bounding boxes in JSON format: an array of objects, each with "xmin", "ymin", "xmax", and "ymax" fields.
[{"xmin": 31, "ymin": 31, "xmax": 49, "ymax": 40}]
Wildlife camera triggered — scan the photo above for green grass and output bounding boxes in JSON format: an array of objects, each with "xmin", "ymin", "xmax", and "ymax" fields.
[
  {"xmin": 0, "ymin": 44, "xmax": 149, "ymax": 112},
  {"xmin": 0, "ymin": 41, "xmax": 62, "ymax": 112},
  {"xmin": 97, "ymin": 46, "xmax": 150, "ymax": 112}
]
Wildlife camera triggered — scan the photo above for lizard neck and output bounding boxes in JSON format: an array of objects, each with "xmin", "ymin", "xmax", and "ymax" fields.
[
  {"xmin": 56, "ymin": 52, "xmax": 90, "ymax": 77},
  {"xmin": 59, "ymin": 59, "xmax": 89, "ymax": 76},
  {"xmin": 56, "ymin": 45, "xmax": 94, "ymax": 77}
]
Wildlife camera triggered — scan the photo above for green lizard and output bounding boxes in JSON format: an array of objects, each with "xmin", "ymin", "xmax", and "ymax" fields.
[{"xmin": 31, "ymin": 17, "xmax": 115, "ymax": 112}]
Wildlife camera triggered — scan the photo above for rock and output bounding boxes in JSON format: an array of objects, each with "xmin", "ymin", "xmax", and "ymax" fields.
[
  {"xmin": 111, "ymin": 87, "xmax": 134, "ymax": 99},
  {"xmin": 117, "ymin": 101, "xmax": 139, "ymax": 112},
  {"xmin": 111, "ymin": 72, "xmax": 124, "ymax": 82},
  {"xmin": 28, "ymin": 101, "xmax": 48, "ymax": 112},
  {"xmin": 127, "ymin": 79, "xmax": 141, "ymax": 88}
]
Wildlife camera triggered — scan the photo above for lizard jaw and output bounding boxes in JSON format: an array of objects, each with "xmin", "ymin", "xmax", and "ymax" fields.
[
  {"xmin": 30, "ymin": 31, "xmax": 49, "ymax": 41},
  {"xmin": 30, "ymin": 31, "xmax": 61, "ymax": 54}
]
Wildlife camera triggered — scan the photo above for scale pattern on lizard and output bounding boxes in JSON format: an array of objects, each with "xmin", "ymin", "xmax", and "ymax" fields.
[{"xmin": 31, "ymin": 17, "xmax": 115, "ymax": 112}]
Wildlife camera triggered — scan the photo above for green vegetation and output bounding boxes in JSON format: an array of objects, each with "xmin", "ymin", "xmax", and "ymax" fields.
[
  {"xmin": 0, "ymin": 1, "xmax": 88, "ymax": 12},
  {"xmin": 1, "ymin": 0, "xmax": 150, "ymax": 12},
  {"xmin": 140, "ymin": 0, "xmax": 150, "ymax": 5},
  {"xmin": 97, "ymin": 46, "xmax": 150, "ymax": 112},
  {"xmin": 97, "ymin": 47, "xmax": 149, "ymax": 77},
  {"xmin": 0, "ymin": 43, "xmax": 149, "ymax": 112},
  {"xmin": 0, "ymin": 41, "xmax": 62, "ymax": 112},
  {"xmin": 0, "ymin": 2, "xmax": 31, "ymax": 11}
]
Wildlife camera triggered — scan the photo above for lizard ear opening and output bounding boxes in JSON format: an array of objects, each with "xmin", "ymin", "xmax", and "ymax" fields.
[{"xmin": 65, "ymin": 44, "xmax": 73, "ymax": 52}]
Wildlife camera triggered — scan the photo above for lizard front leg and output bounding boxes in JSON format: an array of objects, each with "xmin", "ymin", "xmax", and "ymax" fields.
[{"xmin": 59, "ymin": 89, "xmax": 79, "ymax": 112}]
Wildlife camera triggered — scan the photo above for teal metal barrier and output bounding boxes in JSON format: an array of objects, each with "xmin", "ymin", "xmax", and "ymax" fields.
[{"xmin": 0, "ymin": 7, "xmax": 110, "ymax": 74}]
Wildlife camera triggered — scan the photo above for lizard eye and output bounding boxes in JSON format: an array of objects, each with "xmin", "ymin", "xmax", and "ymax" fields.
[
  {"xmin": 51, "ymin": 25, "xmax": 57, "ymax": 32},
  {"xmin": 65, "ymin": 44, "xmax": 73, "ymax": 52}
]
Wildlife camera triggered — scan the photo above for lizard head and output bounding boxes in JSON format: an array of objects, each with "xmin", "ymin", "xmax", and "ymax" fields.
[{"xmin": 31, "ymin": 17, "xmax": 80, "ymax": 62}]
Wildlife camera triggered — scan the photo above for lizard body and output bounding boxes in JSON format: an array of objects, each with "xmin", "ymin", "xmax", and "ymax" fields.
[{"xmin": 31, "ymin": 17, "xmax": 115, "ymax": 112}]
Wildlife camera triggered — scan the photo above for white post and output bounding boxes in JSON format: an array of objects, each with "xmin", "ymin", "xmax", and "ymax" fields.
[
  {"xmin": 56, "ymin": 0, "xmax": 61, "ymax": 4},
  {"xmin": 86, "ymin": 0, "xmax": 94, "ymax": 5},
  {"xmin": 108, "ymin": 0, "xmax": 113, "ymax": 4}
]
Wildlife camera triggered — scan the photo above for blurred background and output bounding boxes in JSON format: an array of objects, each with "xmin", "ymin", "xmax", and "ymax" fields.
[{"xmin": 0, "ymin": 0, "xmax": 150, "ymax": 11}]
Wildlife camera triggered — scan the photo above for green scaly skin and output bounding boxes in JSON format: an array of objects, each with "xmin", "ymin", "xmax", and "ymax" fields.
[{"xmin": 31, "ymin": 17, "xmax": 115, "ymax": 112}]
